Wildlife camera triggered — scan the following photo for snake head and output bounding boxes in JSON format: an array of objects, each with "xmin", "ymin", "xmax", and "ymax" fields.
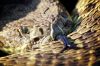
[{"xmin": 50, "ymin": 11, "xmax": 73, "ymax": 40}]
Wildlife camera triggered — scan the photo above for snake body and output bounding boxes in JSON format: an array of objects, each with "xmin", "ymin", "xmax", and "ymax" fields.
[{"xmin": 0, "ymin": 0, "xmax": 100, "ymax": 66}]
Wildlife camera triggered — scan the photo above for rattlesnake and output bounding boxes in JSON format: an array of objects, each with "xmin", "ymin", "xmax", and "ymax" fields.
[{"xmin": 0, "ymin": 0, "xmax": 100, "ymax": 66}]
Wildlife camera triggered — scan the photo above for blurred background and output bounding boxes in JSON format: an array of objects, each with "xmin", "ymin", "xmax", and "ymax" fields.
[{"xmin": 0, "ymin": 0, "xmax": 78, "ymax": 15}]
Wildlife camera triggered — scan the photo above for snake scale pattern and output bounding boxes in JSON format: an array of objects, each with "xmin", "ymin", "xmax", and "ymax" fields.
[{"xmin": 0, "ymin": 0, "xmax": 100, "ymax": 66}]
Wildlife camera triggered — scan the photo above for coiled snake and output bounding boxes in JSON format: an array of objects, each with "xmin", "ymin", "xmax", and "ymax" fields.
[{"xmin": 0, "ymin": 0, "xmax": 100, "ymax": 66}]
